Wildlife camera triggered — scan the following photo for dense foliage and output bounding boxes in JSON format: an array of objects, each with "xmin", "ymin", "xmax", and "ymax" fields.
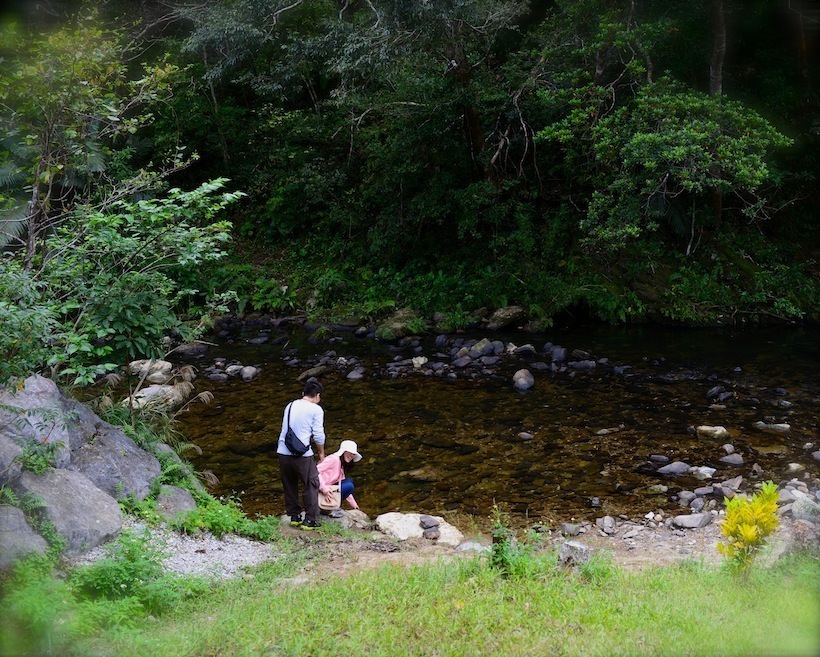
[{"xmin": 1, "ymin": 1, "xmax": 818, "ymax": 383}]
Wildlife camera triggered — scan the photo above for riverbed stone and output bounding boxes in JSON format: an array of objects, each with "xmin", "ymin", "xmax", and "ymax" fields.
[
  {"xmin": 561, "ymin": 523, "xmax": 581, "ymax": 537},
  {"xmin": 689, "ymin": 498, "xmax": 705, "ymax": 513},
  {"xmin": 720, "ymin": 453, "xmax": 744, "ymax": 466},
  {"xmin": 512, "ymin": 369, "xmax": 534, "ymax": 391},
  {"xmin": 791, "ymin": 497, "xmax": 820, "ymax": 522},
  {"xmin": 558, "ymin": 541, "xmax": 591, "ymax": 568},
  {"xmin": 677, "ymin": 491, "xmax": 696, "ymax": 505},
  {"xmin": 551, "ymin": 346, "xmax": 567, "ymax": 363},
  {"xmin": 11, "ymin": 470, "xmax": 122, "ymax": 555},
  {"xmin": 0, "ymin": 506, "xmax": 48, "ymax": 569},
  {"xmin": 753, "ymin": 421, "xmax": 791, "ymax": 433},
  {"xmin": 596, "ymin": 515, "xmax": 617, "ymax": 535},
  {"xmin": 690, "ymin": 466, "xmax": 716, "ymax": 480},
  {"xmin": 721, "ymin": 476, "xmax": 743, "ymax": 491},
  {"xmin": 722, "ymin": 444, "xmax": 735, "ymax": 454},
  {"xmin": 240, "ymin": 366, "xmax": 259, "ymax": 381},
  {"xmin": 347, "ymin": 368, "xmax": 366, "ymax": 381},
  {"xmin": 657, "ymin": 461, "xmax": 691, "ymax": 476},
  {"xmin": 468, "ymin": 338, "xmax": 493, "ymax": 358},
  {"xmin": 696, "ymin": 426, "xmax": 729, "ymax": 440},
  {"xmin": 514, "ymin": 344, "xmax": 538, "ymax": 358},
  {"xmin": 419, "ymin": 515, "xmax": 440, "ymax": 529},
  {"xmin": 672, "ymin": 513, "xmax": 713, "ymax": 529}
]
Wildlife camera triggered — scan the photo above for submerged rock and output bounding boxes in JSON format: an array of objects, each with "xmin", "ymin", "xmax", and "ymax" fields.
[
  {"xmin": 512, "ymin": 369, "xmax": 534, "ymax": 391},
  {"xmin": 657, "ymin": 461, "xmax": 691, "ymax": 476}
]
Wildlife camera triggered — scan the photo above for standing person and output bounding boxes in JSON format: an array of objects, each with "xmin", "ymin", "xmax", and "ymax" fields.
[
  {"xmin": 277, "ymin": 377, "xmax": 325, "ymax": 530},
  {"xmin": 317, "ymin": 440, "xmax": 363, "ymax": 515}
]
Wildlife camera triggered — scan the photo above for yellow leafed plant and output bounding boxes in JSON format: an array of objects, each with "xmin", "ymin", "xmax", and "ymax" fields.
[{"xmin": 718, "ymin": 481, "xmax": 779, "ymax": 572}]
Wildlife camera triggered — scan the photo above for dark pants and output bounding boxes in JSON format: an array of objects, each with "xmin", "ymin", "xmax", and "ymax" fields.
[
  {"xmin": 341, "ymin": 478, "xmax": 354, "ymax": 501},
  {"xmin": 278, "ymin": 454, "xmax": 320, "ymax": 522}
]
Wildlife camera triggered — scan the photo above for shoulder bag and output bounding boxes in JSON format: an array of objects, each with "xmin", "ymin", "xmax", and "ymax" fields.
[
  {"xmin": 284, "ymin": 402, "xmax": 309, "ymax": 456},
  {"xmin": 318, "ymin": 484, "xmax": 342, "ymax": 511}
]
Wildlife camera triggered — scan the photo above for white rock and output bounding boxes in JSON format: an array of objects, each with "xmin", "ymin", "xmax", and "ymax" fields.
[
  {"xmin": 375, "ymin": 512, "xmax": 464, "ymax": 547},
  {"xmin": 129, "ymin": 359, "xmax": 173, "ymax": 377},
  {"xmin": 690, "ymin": 466, "xmax": 717, "ymax": 480},
  {"xmin": 412, "ymin": 356, "xmax": 428, "ymax": 369},
  {"xmin": 696, "ymin": 426, "xmax": 729, "ymax": 440},
  {"xmin": 124, "ymin": 384, "xmax": 188, "ymax": 411}
]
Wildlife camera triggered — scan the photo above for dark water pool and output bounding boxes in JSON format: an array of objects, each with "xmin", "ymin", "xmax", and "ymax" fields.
[{"xmin": 177, "ymin": 325, "xmax": 819, "ymax": 524}]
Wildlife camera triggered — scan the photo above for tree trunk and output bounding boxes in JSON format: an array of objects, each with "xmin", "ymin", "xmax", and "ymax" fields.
[
  {"xmin": 709, "ymin": 0, "xmax": 726, "ymax": 96},
  {"xmin": 23, "ymin": 181, "xmax": 43, "ymax": 272},
  {"xmin": 708, "ymin": 0, "xmax": 726, "ymax": 230}
]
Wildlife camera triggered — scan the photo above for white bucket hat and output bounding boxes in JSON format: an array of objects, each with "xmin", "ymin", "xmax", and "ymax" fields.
[{"xmin": 337, "ymin": 439, "xmax": 362, "ymax": 462}]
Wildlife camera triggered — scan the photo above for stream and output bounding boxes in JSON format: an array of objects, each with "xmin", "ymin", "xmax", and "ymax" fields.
[{"xmin": 175, "ymin": 324, "xmax": 819, "ymax": 524}]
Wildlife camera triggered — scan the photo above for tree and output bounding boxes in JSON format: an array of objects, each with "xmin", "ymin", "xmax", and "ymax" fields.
[
  {"xmin": 0, "ymin": 10, "xmax": 180, "ymax": 267},
  {"xmin": 0, "ymin": 179, "xmax": 241, "ymax": 386}
]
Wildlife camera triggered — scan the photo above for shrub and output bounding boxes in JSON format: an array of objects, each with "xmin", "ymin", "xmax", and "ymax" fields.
[
  {"xmin": 70, "ymin": 530, "xmax": 166, "ymax": 600},
  {"xmin": 718, "ymin": 481, "xmax": 780, "ymax": 572}
]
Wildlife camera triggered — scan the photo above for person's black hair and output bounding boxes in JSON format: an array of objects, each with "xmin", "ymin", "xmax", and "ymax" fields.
[{"xmin": 303, "ymin": 377, "xmax": 324, "ymax": 397}]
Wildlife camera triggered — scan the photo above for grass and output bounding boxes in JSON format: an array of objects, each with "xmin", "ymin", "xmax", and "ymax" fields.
[{"xmin": 66, "ymin": 550, "xmax": 819, "ymax": 657}]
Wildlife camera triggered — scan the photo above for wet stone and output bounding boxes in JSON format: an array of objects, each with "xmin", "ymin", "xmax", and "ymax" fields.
[
  {"xmin": 657, "ymin": 461, "xmax": 691, "ymax": 476},
  {"xmin": 720, "ymin": 453, "xmax": 744, "ymax": 466},
  {"xmin": 560, "ymin": 523, "xmax": 581, "ymax": 537},
  {"xmin": 649, "ymin": 455, "xmax": 670, "ymax": 464},
  {"xmin": 678, "ymin": 491, "xmax": 696, "ymax": 506}
]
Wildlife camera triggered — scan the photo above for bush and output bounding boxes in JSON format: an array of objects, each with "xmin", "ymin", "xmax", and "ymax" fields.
[
  {"xmin": 70, "ymin": 530, "xmax": 166, "ymax": 600},
  {"xmin": 718, "ymin": 481, "xmax": 780, "ymax": 572}
]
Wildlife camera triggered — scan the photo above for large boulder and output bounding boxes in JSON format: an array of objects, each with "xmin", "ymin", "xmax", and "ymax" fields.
[
  {"xmin": 0, "ymin": 375, "xmax": 100, "ymax": 455},
  {"xmin": 375, "ymin": 512, "xmax": 464, "ymax": 547},
  {"xmin": 0, "ymin": 434, "xmax": 23, "ymax": 487},
  {"xmin": 487, "ymin": 306, "xmax": 526, "ymax": 331},
  {"xmin": 0, "ymin": 506, "xmax": 48, "ymax": 569},
  {"xmin": 375, "ymin": 309, "xmax": 422, "ymax": 341},
  {"xmin": 11, "ymin": 470, "xmax": 122, "ymax": 556},
  {"xmin": 70, "ymin": 424, "xmax": 161, "ymax": 500}
]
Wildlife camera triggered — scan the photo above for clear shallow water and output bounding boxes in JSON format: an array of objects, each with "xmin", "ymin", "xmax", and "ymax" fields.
[{"xmin": 176, "ymin": 325, "xmax": 819, "ymax": 523}]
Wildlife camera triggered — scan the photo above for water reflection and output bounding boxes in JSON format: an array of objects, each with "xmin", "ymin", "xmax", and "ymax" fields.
[{"xmin": 178, "ymin": 326, "xmax": 819, "ymax": 523}]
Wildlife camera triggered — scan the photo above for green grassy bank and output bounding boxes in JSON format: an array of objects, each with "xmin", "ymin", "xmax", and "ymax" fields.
[{"xmin": 12, "ymin": 546, "xmax": 815, "ymax": 657}]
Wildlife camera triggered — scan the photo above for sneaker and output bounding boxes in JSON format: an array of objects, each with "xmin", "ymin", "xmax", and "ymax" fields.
[
  {"xmin": 289, "ymin": 515, "xmax": 303, "ymax": 527},
  {"xmin": 329, "ymin": 509, "xmax": 344, "ymax": 519},
  {"xmin": 300, "ymin": 519, "xmax": 322, "ymax": 531}
]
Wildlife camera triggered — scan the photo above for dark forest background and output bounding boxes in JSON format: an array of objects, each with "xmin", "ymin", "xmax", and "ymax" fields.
[{"xmin": 2, "ymin": 1, "xmax": 819, "ymax": 381}]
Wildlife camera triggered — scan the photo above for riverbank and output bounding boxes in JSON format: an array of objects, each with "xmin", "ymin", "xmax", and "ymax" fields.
[{"xmin": 63, "ymin": 513, "xmax": 820, "ymax": 657}]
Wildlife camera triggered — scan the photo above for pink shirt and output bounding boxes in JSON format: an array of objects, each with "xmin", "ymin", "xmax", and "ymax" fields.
[{"xmin": 317, "ymin": 453, "xmax": 358, "ymax": 509}]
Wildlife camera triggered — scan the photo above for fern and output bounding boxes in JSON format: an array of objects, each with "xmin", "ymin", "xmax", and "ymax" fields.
[{"xmin": 0, "ymin": 485, "xmax": 19, "ymax": 507}]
